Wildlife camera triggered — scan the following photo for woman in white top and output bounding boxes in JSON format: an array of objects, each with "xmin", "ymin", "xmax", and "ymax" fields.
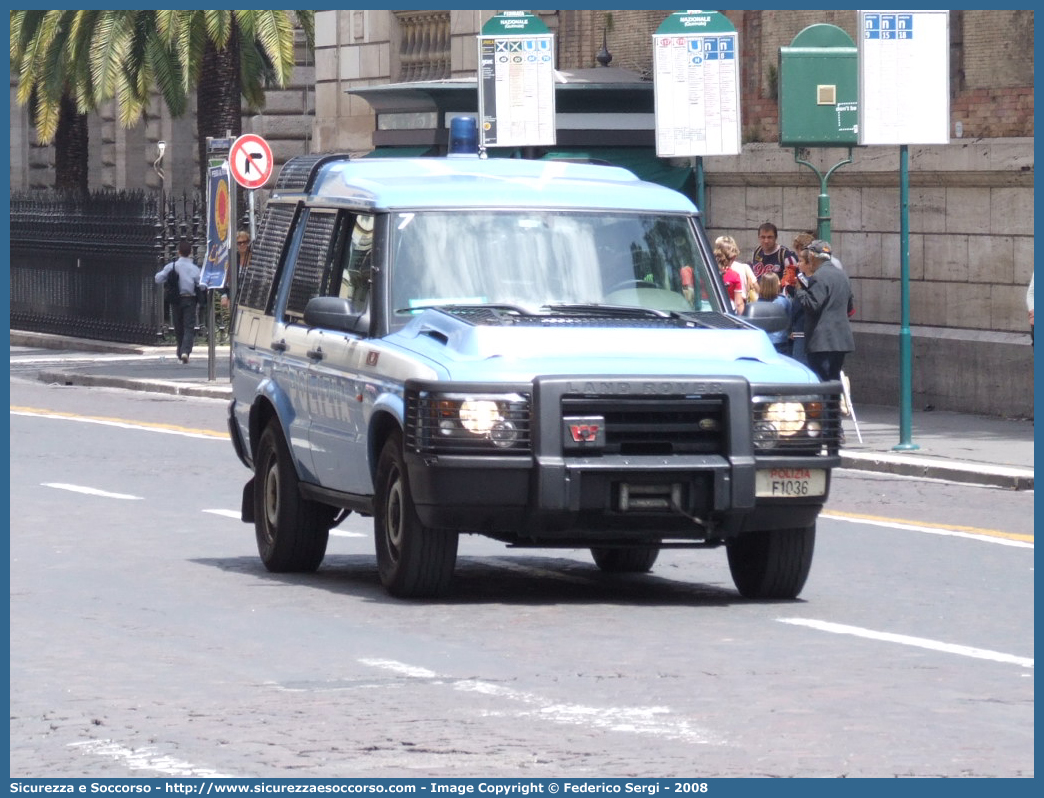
[{"xmin": 713, "ymin": 235, "xmax": 757, "ymax": 313}]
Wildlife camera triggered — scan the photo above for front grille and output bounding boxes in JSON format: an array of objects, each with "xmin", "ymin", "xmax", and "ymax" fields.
[{"xmin": 561, "ymin": 396, "xmax": 726, "ymax": 456}]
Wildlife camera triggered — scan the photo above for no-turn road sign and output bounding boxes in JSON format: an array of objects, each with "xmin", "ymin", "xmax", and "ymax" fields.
[{"xmin": 228, "ymin": 133, "xmax": 274, "ymax": 189}]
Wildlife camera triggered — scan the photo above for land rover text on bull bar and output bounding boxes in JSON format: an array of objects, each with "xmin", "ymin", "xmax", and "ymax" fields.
[{"xmin": 227, "ymin": 150, "xmax": 843, "ymax": 599}]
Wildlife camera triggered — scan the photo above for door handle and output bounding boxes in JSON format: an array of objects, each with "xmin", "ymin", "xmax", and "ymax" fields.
[
  {"xmin": 307, "ymin": 347, "xmax": 324, "ymax": 361},
  {"xmin": 271, "ymin": 339, "xmax": 288, "ymax": 352}
]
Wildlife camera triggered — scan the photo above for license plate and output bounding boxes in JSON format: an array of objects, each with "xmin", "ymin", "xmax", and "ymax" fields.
[{"xmin": 755, "ymin": 468, "xmax": 826, "ymax": 497}]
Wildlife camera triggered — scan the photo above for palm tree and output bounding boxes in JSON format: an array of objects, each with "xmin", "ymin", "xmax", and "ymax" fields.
[
  {"xmin": 157, "ymin": 10, "xmax": 314, "ymax": 188},
  {"xmin": 12, "ymin": 10, "xmax": 94, "ymax": 192},
  {"xmin": 88, "ymin": 11, "xmax": 187, "ymax": 129},
  {"xmin": 11, "ymin": 10, "xmax": 186, "ymax": 193},
  {"xmin": 12, "ymin": 9, "xmax": 313, "ymax": 193}
]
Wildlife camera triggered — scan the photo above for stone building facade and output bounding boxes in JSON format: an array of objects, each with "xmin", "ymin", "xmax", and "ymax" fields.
[
  {"xmin": 311, "ymin": 9, "xmax": 1034, "ymax": 419},
  {"xmin": 9, "ymin": 10, "xmax": 1034, "ymax": 417}
]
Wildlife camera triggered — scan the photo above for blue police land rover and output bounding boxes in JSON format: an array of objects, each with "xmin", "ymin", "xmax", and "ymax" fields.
[{"xmin": 227, "ymin": 150, "xmax": 843, "ymax": 599}]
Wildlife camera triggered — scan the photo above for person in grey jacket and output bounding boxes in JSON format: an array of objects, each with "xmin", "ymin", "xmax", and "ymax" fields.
[
  {"xmin": 155, "ymin": 239, "xmax": 202, "ymax": 363},
  {"xmin": 794, "ymin": 239, "xmax": 854, "ymax": 382}
]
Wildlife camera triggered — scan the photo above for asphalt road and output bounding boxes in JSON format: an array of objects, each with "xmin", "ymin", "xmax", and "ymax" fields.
[{"xmin": 9, "ymin": 376, "xmax": 1034, "ymax": 778}]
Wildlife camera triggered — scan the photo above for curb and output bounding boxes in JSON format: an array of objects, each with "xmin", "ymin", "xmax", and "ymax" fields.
[
  {"xmin": 36, "ymin": 370, "xmax": 232, "ymax": 401},
  {"xmin": 840, "ymin": 451, "xmax": 1033, "ymax": 491},
  {"xmin": 34, "ymin": 368, "xmax": 1033, "ymax": 491},
  {"xmin": 11, "ymin": 330, "xmax": 163, "ymax": 355}
]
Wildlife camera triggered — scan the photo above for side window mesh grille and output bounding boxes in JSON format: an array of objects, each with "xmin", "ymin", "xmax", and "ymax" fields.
[
  {"xmin": 240, "ymin": 204, "xmax": 295, "ymax": 312},
  {"xmin": 285, "ymin": 212, "xmax": 337, "ymax": 319}
]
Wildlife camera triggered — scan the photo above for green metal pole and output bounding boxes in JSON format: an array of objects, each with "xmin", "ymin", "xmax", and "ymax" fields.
[
  {"xmin": 693, "ymin": 156, "xmax": 705, "ymax": 216},
  {"xmin": 207, "ymin": 289, "xmax": 217, "ymax": 382},
  {"xmin": 893, "ymin": 144, "xmax": 919, "ymax": 450},
  {"xmin": 794, "ymin": 148, "xmax": 852, "ymax": 243},
  {"xmin": 816, "ymin": 191, "xmax": 830, "ymax": 243}
]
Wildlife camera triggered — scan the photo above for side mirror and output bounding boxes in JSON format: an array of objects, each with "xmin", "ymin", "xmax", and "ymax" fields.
[
  {"xmin": 304, "ymin": 296, "xmax": 367, "ymax": 334},
  {"xmin": 742, "ymin": 300, "xmax": 789, "ymax": 334}
]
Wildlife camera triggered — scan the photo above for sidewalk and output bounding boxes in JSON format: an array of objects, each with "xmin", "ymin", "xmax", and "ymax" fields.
[{"xmin": 12, "ymin": 330, "xmax": 1035, "ymax": 490}]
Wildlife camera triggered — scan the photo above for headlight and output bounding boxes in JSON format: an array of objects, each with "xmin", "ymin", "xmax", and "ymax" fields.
[
  {"xmin": 762, "ymin": 402, "xmax": 805, "ymax": 436},
  {"xmin": 459, "ymin": 399, "xmax": 500, "ymax": 434},
  {"xmin": 752, "ymin": 394, "xmax": 840, "ymax": 453},
  {"xmin": 411, "ymin": 391, "xmax": 531, "ymax": 454}
]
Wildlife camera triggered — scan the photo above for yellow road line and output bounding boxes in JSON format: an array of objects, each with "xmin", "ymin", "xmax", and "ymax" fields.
[
  {"xmin": 823, "ymin": 509, "xmax": 1033, "ymax": 544},
  {"xmin": 12, "ymin": 404, "xmax": 1035, "ymax": 545},
  {"xmin": 10, "ymin": 405, "xmax": 228, "ymax": 439}
]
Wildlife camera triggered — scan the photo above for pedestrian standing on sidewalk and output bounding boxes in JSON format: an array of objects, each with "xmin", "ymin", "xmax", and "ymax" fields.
[
  {"xmin": 787, "ymin": 232, "xmax": 815, "ymax": 365},
  {"xmin": 751, "ymin": 222, "xmax": 798, "ymax": 285},
  {"xmin": 155, "ymin": 239, "xmax": 202, "ymax": 363},
  {"xmin": 794, "ymin": 239, "xmax": 854, "ymax": 382},
  {"xmin": 756, "ymin": 272, "xmax": 792, "ymax": 355},
  {"xmin": 713, "ymin": 235, "xmax": 749, "ymax": 315},
  {"xmin": 219, "ymin": 230, "xmax": 251, "ymax": 342}
]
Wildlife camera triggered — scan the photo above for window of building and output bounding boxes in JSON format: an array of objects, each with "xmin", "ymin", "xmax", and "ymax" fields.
[{"xmin": 394, "ymin": 10, "xmax": 451, "ymax": 82}]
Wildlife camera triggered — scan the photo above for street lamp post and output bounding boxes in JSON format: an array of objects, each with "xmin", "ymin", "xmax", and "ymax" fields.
[{"xmin": 153, "ymin": 141, "xmax": 167, "ymax": 335}]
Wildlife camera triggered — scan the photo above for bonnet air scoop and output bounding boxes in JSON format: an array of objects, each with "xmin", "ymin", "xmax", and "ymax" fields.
[{"xmin": 423, "ymin": 305, "xmax": 750, "ymax": 331}]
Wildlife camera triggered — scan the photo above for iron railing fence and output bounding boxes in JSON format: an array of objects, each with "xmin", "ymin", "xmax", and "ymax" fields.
[{"xmin": 10, "ymin": 190, "xmax": 205, "ymax": 345}]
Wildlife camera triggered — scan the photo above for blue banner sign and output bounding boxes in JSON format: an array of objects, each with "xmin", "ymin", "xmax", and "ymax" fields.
[{"xmin": 202, "ymin": 163, "xmax": 231, "ymax": 290}]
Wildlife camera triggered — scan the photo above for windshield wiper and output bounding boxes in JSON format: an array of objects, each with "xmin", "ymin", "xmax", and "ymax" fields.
[
  {"xmin": 395, "ymin": 302, "xmax": 537, "ymax": 316},
  {"xmin": 543, "ymin": 303, "xmax": 670, "ymax": 319}
]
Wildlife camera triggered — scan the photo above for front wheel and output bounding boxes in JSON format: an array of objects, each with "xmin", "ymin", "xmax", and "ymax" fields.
[
  {"xmin": 590, "ymin": 546, "xmax": 660, "ymax": 573},
  {"xmin": 374, "ymin": 431, "xmax": 458, "ymax": 598},
  {"xmin": 253, "ymin": 421, "xmax": 330, "ymax": 572},
  {"xmin": 726, "ymin": 525, "xmax": 815, "ymax": 599}
]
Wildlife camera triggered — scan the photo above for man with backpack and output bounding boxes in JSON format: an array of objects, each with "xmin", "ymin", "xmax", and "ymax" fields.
[{"xmin": 155, "ymin": 239, "xmax": 202, "ymax": 363}]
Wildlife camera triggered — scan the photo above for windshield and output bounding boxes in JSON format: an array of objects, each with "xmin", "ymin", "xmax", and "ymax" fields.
[{"xmin": 388, "ymin": 210, "xmax": 721, "ymax": 327}]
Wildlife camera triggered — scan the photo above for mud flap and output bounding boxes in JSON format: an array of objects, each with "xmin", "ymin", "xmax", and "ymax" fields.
[{"xmin": 241, "ymin": 477, "xmax": 255, "ymax": 524}]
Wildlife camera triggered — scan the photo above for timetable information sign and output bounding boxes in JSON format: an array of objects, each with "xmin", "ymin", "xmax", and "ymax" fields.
[
  {"xmin": 653, "ymin": 11, "xmax": 741, "ymax": 158},
  {"xmin": 858, "ymin": 10, "xmax": 950, "ymax": 145},
  {"xmin": 478, "ymin": 12, "xmax": 555, "ymax": 149}
]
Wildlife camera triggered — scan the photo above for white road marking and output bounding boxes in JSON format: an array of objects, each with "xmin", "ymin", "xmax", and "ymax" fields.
[
  {"xmin": 203, "ymin": 509, "xmax": 241, "ymax": 519},
  {"xmin": 456, "ymin": 679, "xmax": 721, "ymax": 743},
  {"xmin": 359, "ymin": 658, "xmax": 438, "ymax": 679},
  {"xmin": 330, "ymin": 529, "xmax": 367, "ymax": 538},
  {"xmin": 204, "ymin": 508, "xmax": 367, "ymax": 537},
  {"xmin": 359, "ymin": 658, "xmax": 723, "ymax": 745},
  {"xmin": 778, "ymin": 618, "xmax": 1033, "ymax": 669},
  {"xmin": 821, "ymin": 512, "xmax": 1033, "ymax": 548},
  {"xmin": 68, "ymin": 739, "xmax": 234, "ymax": 778},
  {"xmin": 43, "ymin": 483, "xmax": 142, "ymax": 500}
]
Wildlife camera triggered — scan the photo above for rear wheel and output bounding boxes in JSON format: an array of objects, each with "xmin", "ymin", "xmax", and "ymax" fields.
[
  {"xmin": 590, "ymin": 545, "xmax": 660, "ymax": 573},
  {"xmin": 374, "ymin": 431, "xmax": 458, "ymax": 598},
  {"xmin": 254, "ymin": 421, "xmax": 330, "ymax": 572},
  {"xmin": 726, "ymin": 525, "xmax": 815, "ymax": 599}
]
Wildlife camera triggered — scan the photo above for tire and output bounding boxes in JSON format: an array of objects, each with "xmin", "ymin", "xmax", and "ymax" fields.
[
  {"xmin": 726, "ymin": 524, "xmax": 815, "ymax": 599},
  {"xmin": 253, "ymin": 421, "xmax": 330, "ymax": 572},
  {"xmin": 374, "ymin": 431, "xmax": 459, "ymax": 598},
  {"xmin": 590, "ymin": 546, "xmax": 660, "ymax": 573}
]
